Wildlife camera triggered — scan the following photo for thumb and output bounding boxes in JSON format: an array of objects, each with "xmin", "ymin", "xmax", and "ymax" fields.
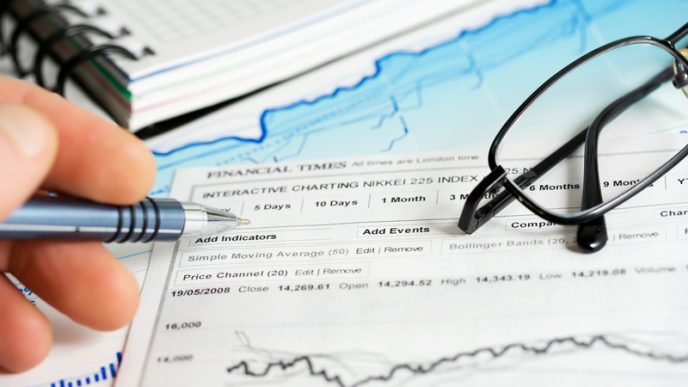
[{"xmin": 0, "ymin": 104, "xmax": 57, "ymax": 220}]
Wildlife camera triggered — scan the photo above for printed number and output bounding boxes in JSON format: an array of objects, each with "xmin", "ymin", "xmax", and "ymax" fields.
[
  {"xmin": 171, "ymin": 287, "xmax": 231, "ymax": 297},
  {"xmin": 157, "ymin": 354, "xmax": 193, "ymax": 363},
  {"xmin": 165, "ymin": 321, "xmax": 202, "ymax": 331},
  {"xmin": 410, "ymin": 177, "xmax": 434, "ymax": 185}
]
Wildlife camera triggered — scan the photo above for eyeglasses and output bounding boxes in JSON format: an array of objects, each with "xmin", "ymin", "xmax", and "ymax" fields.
[{"xmin": 458, "ymin": 22, "xmax": 688, "ymax": 253}]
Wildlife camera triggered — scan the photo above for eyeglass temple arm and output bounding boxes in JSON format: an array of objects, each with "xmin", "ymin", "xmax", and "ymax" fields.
[
  {"xmin": 666, "ymin": 22, "xmax": 688, "ymax": 46},
  {"xmin": 458, "ymin": 130, "xmax": 587, "ymax": 233},
  {"xmin": 576, "ymin": 67, "xmax": 674, "ymax": 252},
  {"xmin": 578, "ymin": 25, "xmax": 688, "ymax": 249}
]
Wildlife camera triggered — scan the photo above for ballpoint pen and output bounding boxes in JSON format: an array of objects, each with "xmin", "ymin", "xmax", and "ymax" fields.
[{"xmin": 0, "ymin": 195, "xmax": 250, "ymax": 242}]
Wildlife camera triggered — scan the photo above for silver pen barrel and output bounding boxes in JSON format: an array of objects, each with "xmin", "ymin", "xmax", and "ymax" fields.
[{"xmin": 0, "ymin": 196, "xmax": 248, "ymax": 242}]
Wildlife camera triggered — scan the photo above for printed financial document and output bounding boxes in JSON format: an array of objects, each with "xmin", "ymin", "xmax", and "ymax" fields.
[
  {"xmin": 120, "ymin": 140, "xmax": 688, "ymax": 386},
  {"xmin": 3, "ymin": 1, "xmax": 686, "ymax": 386}
]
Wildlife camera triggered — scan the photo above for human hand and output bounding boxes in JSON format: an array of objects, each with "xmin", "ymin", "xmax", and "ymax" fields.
[{"xmin": 0, "ymin": 77, "xmax": 155, "ymax": 372}]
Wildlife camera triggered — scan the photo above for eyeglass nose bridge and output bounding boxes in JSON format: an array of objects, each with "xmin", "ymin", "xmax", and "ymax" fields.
[{"xmin": 458, "ymin": 166, "xmax": 508, "ymax": 234}]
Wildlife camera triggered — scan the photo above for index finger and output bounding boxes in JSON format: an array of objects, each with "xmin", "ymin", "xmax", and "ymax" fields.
[{"xmin": 0, "ymin": 77, "xmax": 155, "ymax": 204}]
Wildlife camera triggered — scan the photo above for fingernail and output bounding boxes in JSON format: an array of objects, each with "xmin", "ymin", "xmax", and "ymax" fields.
[{"xmin": 0, "ymin": 105, "xmax": 53, "ymax": 158}]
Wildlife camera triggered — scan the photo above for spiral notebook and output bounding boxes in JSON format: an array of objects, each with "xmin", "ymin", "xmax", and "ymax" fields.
[{"xmin": 2, "ymin": 0, "xmax": 473, "ymax": 132}]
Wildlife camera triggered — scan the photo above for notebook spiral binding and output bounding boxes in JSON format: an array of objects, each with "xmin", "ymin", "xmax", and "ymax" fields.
[
  {"xmin": 0, "ymin": 0, "xmax": 152, "ymax": 96},
  {"xmin": 1, "ymin": 0, "xmax": 218, "ymax": 137}
]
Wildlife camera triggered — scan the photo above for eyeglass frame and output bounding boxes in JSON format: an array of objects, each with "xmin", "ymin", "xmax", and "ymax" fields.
[{"xmin": 458, "ymin": 21, "xmax": 688, "ymax": 253}]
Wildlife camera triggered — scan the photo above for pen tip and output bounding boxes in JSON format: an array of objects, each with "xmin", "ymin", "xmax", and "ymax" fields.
[{"xmin": 238, "ymin": 218, "xmax": 251, "ymax": 226}]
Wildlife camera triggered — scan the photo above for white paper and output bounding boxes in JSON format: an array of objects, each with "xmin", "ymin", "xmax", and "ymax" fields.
[{"xmin": 119, "ymin": 137, "xmax": 688, "ymax": 386}]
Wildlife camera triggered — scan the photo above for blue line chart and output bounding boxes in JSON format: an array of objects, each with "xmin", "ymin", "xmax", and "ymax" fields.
[
  {"xmin": 382, "ymin": 116, "xmax": 409, "ymax": 152},
  {"xmin": 148, "ymin": 0, "xmax": 684, "ymax": 196}
]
